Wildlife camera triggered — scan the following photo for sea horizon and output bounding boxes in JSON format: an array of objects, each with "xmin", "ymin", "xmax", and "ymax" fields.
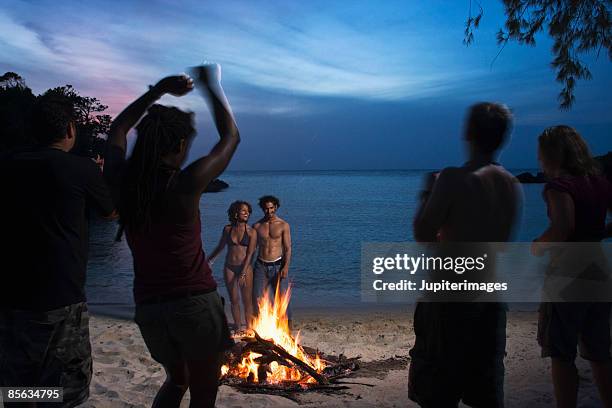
[
  {"xmin": 86, "ymin": 169, "xmax": 551, "ymax": 318},
  {"xmin": 221, "ymin": 168, "xmax": 543, "ymax": 174}
]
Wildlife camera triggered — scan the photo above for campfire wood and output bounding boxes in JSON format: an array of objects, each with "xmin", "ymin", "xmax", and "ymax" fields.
[
  {"xmin": 253, "ymin": 332, "xmax": 329, "ymax": 384},
  {"xmin": 224, "ymin": 381, "xmax": 353, "ymax": 403},
  {"xmin": 222, "ymin": 331, "xmax": 362, "ymax": 392},
  {"xmin": 222, "ymin": 355, "xmax": 410, "ymax": 403},
  {"xmin": 322, "ymin": 357, "xmax": 360, "ymax": 381}
]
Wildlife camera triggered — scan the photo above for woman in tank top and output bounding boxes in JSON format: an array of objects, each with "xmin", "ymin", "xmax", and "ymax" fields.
[
  {"xmin": 104, "ymin": 64, "xmax": 239, "ymax": 408},
  {"xmin": 532, "ymin": 125, "xmax": 612, "ymax": 408}
]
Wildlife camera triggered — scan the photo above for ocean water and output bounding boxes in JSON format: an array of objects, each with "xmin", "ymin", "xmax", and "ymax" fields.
[{"xmin": 86, "ymin": 170, "xmax": 550, "ymax": 311}]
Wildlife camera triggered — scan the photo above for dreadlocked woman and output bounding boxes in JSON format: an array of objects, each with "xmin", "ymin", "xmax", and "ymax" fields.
[{"xmin": 104, "ymin": 65, "xmax": 239, "ymax": 408}]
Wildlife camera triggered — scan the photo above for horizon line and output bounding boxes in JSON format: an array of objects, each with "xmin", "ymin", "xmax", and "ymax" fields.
[{"xmin": 221, "ymin": 167, "xmax": 543, "ymax": 173}]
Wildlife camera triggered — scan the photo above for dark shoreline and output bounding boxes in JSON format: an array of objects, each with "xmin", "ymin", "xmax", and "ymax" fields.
[{"xmin": 89, "ymin": 301, "xmax": 540, "ymax": 320}]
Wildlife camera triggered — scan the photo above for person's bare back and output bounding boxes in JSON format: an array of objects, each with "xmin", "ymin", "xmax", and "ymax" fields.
[
  {"xmin": 418, "ymin": 163, "xmax": 521, "ymax": 243},
  {"xmin": 409, "ymin": 103, "xmax": 522, "ymax": 408}
]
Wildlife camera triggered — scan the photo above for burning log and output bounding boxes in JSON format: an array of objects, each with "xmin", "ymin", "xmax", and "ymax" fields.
[
  {"xmin": 253, "ymin": 331, "xmax": 329, "ymax": 385},
  {"xmin": 257, "ymin": 365, "xmax": 268, "ymax": 383},
  {"xmin": 221, "ymin": 334, "xmax": 362, "ymax": 396}
]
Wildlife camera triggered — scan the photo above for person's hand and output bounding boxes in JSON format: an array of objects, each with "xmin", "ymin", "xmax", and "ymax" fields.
[
  {"xmin": 206, "ymin": 256, "xmax": 215, "ymax": 268},
  {"xmin": 280, "ymin": 267, "xmax": 288, "ymax": 279},
  {"xmin": 92, "ymin": 154, "xmax": 104, "ymax": 171},
  {"xmin": 153, "ymin": 75, "xmax": 194, "ymax": 97},
  {"xmin": 238, "ymin": 265, "xmax": 250, "ymax": 287},
  {"xmin": 531, "ymin": 239, "xmax": 545, "ymax": 257},
  {"xmin": 192, "ymin": 63, "xmax": 221, "ymax": 87}
]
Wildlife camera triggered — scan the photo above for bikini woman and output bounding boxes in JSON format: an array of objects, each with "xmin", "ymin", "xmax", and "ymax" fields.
[{"xmin": 208, "ymin": 201, "xmax": 257, "ymax": 331}]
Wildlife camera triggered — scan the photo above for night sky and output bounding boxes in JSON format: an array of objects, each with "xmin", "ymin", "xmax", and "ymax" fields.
[{"xmin": 1, "ymin": 0, "xmax": 610, "ymax": 170}]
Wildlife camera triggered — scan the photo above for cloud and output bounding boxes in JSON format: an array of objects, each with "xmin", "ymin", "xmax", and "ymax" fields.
[
  {"xmin": 0, "ymin": 1, "xmax": 484, "ymax": 116},
  {"xmin": 0, "ymin": 9, "xmax": 162, "ymax": 113},
  {"xmin": 173, "ymin": 7, "xmax": 473, "ymax": 101},
  {"xmin": 0, "ymin": 11, "xmax": 61, "ymax": 66},
  {"xmin": 1, "ymin": 0, "xmax": 607, "ymax": 122}
]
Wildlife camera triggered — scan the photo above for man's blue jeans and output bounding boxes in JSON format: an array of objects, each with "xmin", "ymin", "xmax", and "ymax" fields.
[{"xmin": 253, "ymin": 258, "xmax": 293, "ymax": 321}]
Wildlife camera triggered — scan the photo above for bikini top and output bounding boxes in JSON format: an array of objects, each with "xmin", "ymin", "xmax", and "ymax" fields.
[{"xmin": 227, "ymin": 224, "xmax": 250, "ymax": 247}]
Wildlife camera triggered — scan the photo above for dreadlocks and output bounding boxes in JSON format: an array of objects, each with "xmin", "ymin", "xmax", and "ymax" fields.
[{"xmin": 119, "ymin": 104, "xmax": 194, "ymax": 231}]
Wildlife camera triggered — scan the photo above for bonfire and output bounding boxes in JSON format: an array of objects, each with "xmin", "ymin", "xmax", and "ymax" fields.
[{"xmin": 220, "ymin": 283, "xmax": 359, "ymax": 392}]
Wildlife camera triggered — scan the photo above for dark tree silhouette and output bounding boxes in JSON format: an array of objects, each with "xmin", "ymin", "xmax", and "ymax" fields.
[
  {"xmin": 42, "ymin": 85, "xmax": 111, "ymax": 157},
  {"xmin": 465, "ymin": 0, "xmax": 612, "ymax": 109},
  {"xmin": 0, "ymin": 72, "xmax": 27, "ymax": 89},
  {"xmin": 0, "ymin": 73, "xmax": 36, "ymax": 150},
  {"xmin": 1, "ymin": 74, "xmax": 112, "ymax": 157}
]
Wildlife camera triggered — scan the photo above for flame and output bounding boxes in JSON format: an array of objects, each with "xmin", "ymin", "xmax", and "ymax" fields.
[{"xmin": 222, "ymin": 282, "xmax": 325, "ymax": 384}]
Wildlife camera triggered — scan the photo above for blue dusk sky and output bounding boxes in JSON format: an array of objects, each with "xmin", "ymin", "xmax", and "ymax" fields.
[{"xmin": 1, "ymin": 0, "xmax": 610, "ymax": 170}]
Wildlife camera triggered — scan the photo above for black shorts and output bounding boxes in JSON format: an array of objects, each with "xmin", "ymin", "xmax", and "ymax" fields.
[
  {"xmin": 408, "ymin": 302, "xmax": 507, "ymax": 408},
  {"xmin": 0, "ymin": 302, "xmax": 92, "ymax": 408},
  {"xmin": 135, "ymin": 290, "xmax": 234, "ymax": 364},
  {"xmin": 538, "ymin": 302, "xmax": 611, "ymax": 362}
]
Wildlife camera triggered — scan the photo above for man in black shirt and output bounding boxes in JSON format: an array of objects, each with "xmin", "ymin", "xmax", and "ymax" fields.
[{"xmin": 0, "ymin": 93, "xmax": 115, "ymax": 407}]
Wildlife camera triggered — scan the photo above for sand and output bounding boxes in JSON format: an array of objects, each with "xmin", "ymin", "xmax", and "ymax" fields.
[{"xmin": 82, "ymin": 309, "xmax": 607, "ymax": 408}]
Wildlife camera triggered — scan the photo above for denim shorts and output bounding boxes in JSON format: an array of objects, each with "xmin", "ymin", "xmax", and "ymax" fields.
[
  {"xmin": 135, "ymin": 291, "xmax": 234, "ymax": 364},
  {"xmin": 0, "ymin": 302, "xmax": 92, "ymax": 408}
]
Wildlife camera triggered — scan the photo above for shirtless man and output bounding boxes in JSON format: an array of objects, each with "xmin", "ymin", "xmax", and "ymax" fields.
[
  {"xmin": 408, "ymin": 102, "xmax": 522, "ymax": 408},
  {"xmin": 252, "ymin": 195, "xmax": 292, "ymax": 320}
]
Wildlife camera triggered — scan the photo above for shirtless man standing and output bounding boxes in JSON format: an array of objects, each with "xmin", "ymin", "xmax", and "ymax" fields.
[
  {"xmin": 408, "ymin": 102, "xmax": 522, "ymax": 408},
  {"xmin": 252, "ymin": 195, "xmax": 292, "ymax": 320}
]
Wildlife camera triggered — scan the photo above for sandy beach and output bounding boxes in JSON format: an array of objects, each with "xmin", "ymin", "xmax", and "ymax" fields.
[{"xmin": 83, "ymin": 309, "xmax": 607, "ymax": 408}]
